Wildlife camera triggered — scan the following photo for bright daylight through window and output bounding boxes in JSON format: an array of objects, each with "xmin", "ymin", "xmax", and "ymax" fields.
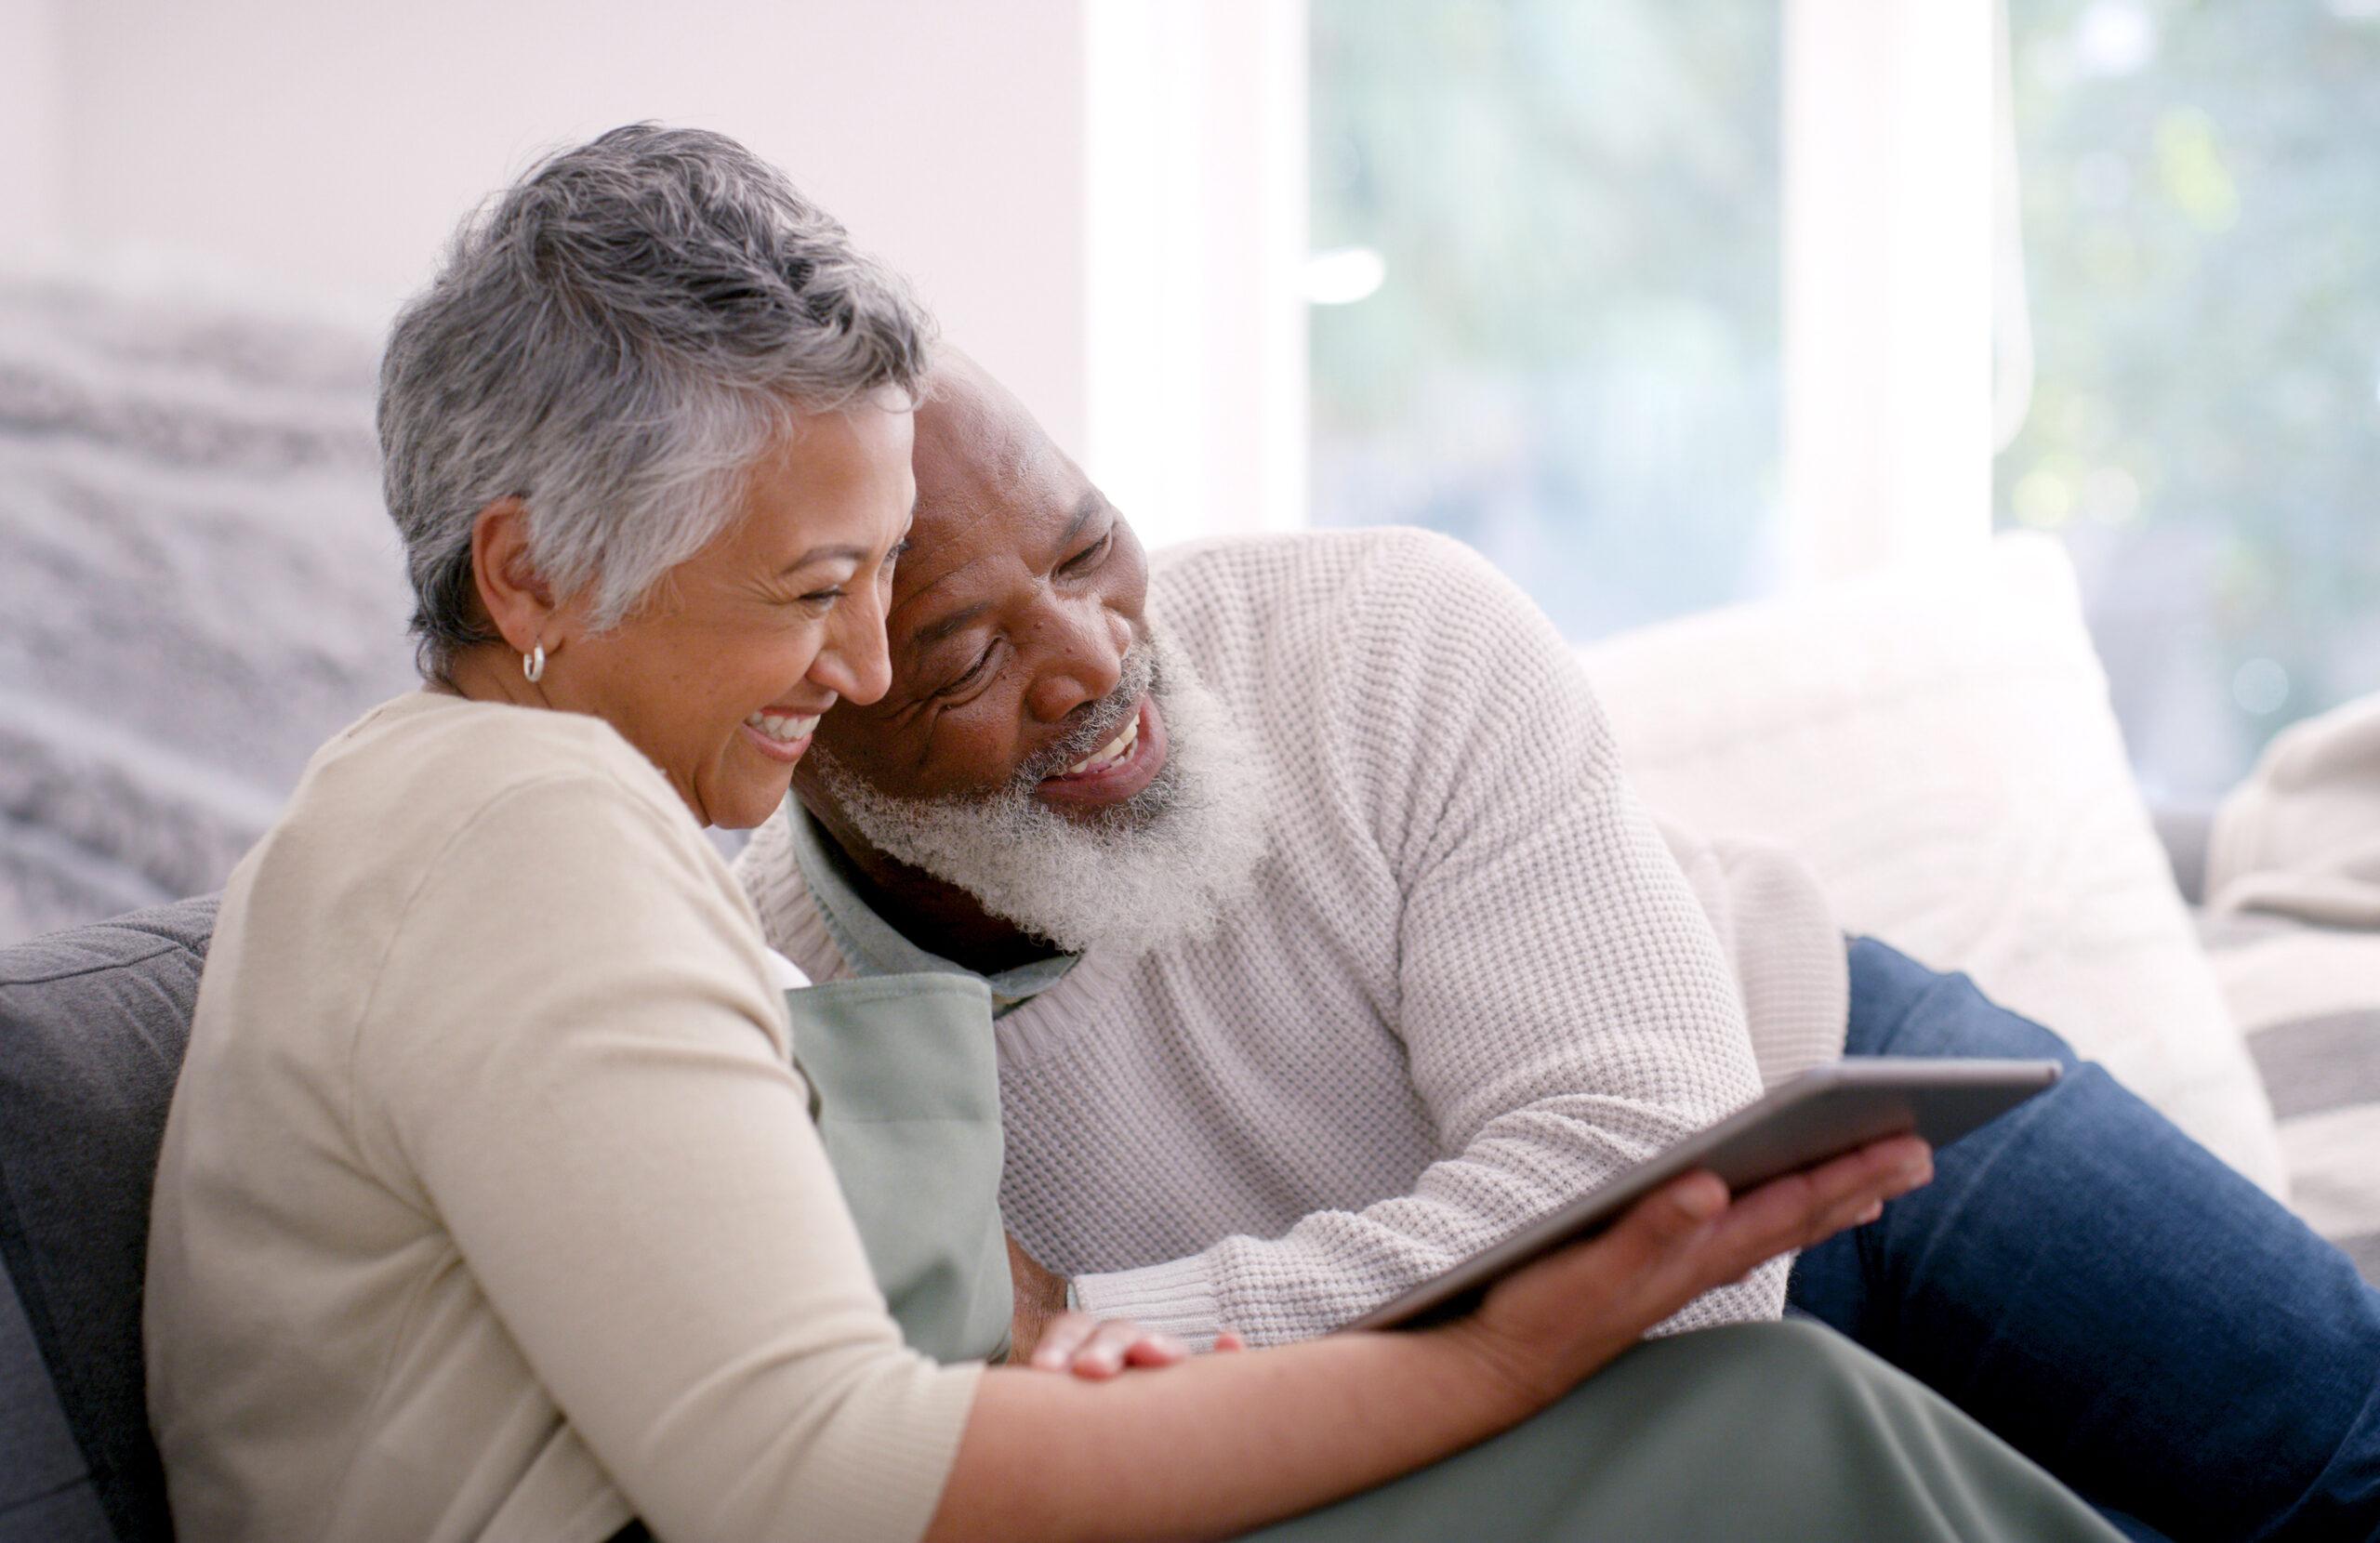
[
  {"xmin": 1308, "ymin": 1, "xmax": 1784, "ymax": 642},
  {"xmin": 1311, "ymin": 0, "xmax": 2380, "ymax": 802},
  {"xmin": 2003, "ymin": 0, "xmax": 2380, "ymax": 799}
]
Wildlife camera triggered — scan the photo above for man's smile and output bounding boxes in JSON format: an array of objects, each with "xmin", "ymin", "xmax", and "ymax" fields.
[{"xmin": 1035, "ymin": 694, "xmax": 1169, "ymax": 810}]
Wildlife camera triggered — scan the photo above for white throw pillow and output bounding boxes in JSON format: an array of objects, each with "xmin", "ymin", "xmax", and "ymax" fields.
[{"xmin": 1578, "ymin": 533, "xmax": 2289, "ymax": 1197}]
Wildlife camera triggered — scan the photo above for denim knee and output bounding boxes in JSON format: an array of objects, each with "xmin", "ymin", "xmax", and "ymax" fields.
[{"xmin": 1844, "ymin": 938, "xmax": 2081, "ymax": 1067}]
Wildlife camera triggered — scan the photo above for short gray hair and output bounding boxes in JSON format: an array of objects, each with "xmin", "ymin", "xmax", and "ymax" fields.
[{"xmin": 378, "ymin": 122, "xmax": 932, "ymax": 673}]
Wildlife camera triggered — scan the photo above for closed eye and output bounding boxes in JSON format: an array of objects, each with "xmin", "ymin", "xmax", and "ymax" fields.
[
  {"xmin": 1061, "ymin": 529, "xmax": 1114, "ymax": 575},
  {"xmin": 937, "ymin": 641, "xmax": 998, "ymax": 699}
]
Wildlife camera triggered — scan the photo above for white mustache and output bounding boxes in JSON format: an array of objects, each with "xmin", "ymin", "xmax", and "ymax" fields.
[
  {"xmin": 1019, "ymin": 647, "xmax": 1158, "ymax": 784},
  {"xmin": 806, "ymin": 626, "xmax": 1268, "ymax": 958}
]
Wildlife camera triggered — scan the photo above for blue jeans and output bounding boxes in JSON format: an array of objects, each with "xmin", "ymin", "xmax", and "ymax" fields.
[{"xmin": 1788, "ymin": 939, "xmax": 2380, "ymax": 1543}]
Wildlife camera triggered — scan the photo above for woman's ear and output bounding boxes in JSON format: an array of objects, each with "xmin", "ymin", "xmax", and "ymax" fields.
[{"xmin": 469, "ymin": 498, "xmax": 565, "ymax": 655}]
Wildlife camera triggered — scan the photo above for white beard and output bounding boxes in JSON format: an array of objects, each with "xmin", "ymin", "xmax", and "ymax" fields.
[{"xmin": 806, "ymin": 627, "xmax": 1269, "ymax": 959}]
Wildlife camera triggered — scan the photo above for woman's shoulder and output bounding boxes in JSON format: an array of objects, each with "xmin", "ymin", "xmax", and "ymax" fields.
[
  {"xmin": 302, "ymin": 691, "xmax": 691, "ymax": 842},
  {"xmin": 235, "ymin": 692, "xmax": 723, "ymax": 945}
]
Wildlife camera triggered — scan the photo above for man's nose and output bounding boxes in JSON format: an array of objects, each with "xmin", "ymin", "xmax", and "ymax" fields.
[{"xmin": 1023, "ymin": 599, "xmax": 1131, "ymax": 722}]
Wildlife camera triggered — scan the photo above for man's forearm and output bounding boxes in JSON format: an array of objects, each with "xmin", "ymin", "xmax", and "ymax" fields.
[
  {"xmin": 1006, "ymin": 1232, "xmax": 1072, "ymax": 1360},
  {"xmin": 1068, "ymin": 1175, "xmax": 1791, "ymax": 1349}
]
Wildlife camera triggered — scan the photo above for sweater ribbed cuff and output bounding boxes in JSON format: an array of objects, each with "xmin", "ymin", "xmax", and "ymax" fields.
[{"xmin": 1071, "ymin": 1254, "xmax": 1222, "ymax": 1346}]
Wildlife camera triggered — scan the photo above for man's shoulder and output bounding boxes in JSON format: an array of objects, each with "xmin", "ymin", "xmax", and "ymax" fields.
[
  {"xmin": 1152, "ymin": 525, "xmax": 1491, "ymax": 597},
  {"xmin": 1149, "ymin": 527, "xmax": 1523, "ymax": 646}
]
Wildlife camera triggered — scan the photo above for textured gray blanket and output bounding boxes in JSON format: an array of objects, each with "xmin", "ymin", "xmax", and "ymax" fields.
[{"xmin": 0, "ymin": 281, "xmax": 416, "ymax": 944}]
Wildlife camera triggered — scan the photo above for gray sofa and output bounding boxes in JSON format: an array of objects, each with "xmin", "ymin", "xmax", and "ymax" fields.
[{"xmin": 0, "ymin": 898, "xmax": 213, "ymax": 1542}]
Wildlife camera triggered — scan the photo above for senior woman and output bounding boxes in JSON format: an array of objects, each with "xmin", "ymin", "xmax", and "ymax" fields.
[{"xmin": 141, "ymin": 125, "xmax": 2122, "ymax": 1543}]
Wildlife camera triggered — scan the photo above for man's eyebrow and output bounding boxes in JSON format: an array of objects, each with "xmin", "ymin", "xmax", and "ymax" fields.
[
  {"xmin": 1055, "ymin": 490, "xmax": 1105, "ymax": 553},
  {"xmin": 911, "ymin": 600, "xmax": 995, "ymax": 651},
  {"xmin": 900, "ymin": 495, "xmax": 1107, "ymax": 654}
]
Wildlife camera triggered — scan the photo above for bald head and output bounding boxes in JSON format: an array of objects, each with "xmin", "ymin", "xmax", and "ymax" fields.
[
  {"xmin": 797, "ymin": 349, "xmax": 1155, "ymax": 808},
  {"xmin": 907, "ymin": 349, "xmax": 1046, "ymax": 547}
]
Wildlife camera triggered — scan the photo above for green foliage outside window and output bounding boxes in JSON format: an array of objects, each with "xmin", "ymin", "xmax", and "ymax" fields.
[
  {"xmin": 2003, "ymin": 0, "xmax": 2380, "ymax": 797},
  {"xmin": 1313, "ymin": 0, "xmax": 2380, "ymax": 798},
  {"xmin": 1309, "ymin": 0, "xmax": 1781, "ymax": 640}
]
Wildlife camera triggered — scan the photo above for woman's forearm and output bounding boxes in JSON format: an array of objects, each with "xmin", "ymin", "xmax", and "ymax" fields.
[
  {"xmin": 922, "ymin": 1329, "xmax": 1531, "ymax": 1543},
  {"xmin": 924, "ymin": 1137, "xmax": 1936, "ymax": 1543}
]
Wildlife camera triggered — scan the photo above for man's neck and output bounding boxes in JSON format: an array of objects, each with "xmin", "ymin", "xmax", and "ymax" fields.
[{"xmin": 795, "ymin": 797, "xmax": 1060, "ymax": 975}]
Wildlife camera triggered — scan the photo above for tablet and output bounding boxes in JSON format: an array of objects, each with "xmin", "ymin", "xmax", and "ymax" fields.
[{"xmin": 1342, "ymin": 1058, "xmax": 2061, "ymax": 1333}]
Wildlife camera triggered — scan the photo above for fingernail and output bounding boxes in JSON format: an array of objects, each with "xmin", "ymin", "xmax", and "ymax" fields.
[
  {"xmin": 1675, "ymin": 1179, "xmax": 1726, "ymax": 1221},
  {"xmin": 1897, "ymin": 1158, "xmax": 1932, "ymax": 1185}
]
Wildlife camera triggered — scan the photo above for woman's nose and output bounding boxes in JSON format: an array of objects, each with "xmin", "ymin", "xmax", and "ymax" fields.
[{"xmin": 814, "ymin": 581, "xmax": 894, "ymax": 706}]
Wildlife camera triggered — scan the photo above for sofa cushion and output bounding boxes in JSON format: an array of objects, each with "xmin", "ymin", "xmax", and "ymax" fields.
[
  {"xmin": 1578, "ymin": 533, "xmax": 2290, "ymax": 1197},
  {"xmin": 2199, "ymin": 909, "xmax": 2380, "ymax": 1284},
  {"xmin": 2199, "ymin": 693, "xmax": 2380, "ymax": 1284},
  {"xmin": 0, "ymin": 895, "xmax": 218, "ymax": 1543}
]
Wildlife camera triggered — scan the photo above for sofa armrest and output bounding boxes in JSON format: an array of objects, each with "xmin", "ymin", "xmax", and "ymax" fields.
[
  {"xmin": 0, "ymin": 1259, "xmax": 112, "ymax": 1542},
  {"xmin": 2151, "ymin": 805, "xmax": 2216, "ymax": 907}
]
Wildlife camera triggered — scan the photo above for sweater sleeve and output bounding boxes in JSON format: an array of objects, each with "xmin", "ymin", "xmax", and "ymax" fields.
[
  {"xmin": 1075, "ymin": 531, "xmax": 1788, "ymax": 1344},
  {"xmin": 350, "ymin": 769, "xmax": 978, "ymax": 1543}
]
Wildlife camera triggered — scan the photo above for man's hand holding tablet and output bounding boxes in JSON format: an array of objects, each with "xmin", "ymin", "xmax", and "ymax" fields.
[
  {"xmin": 1340, "ymin": 1059, "xmax": 2061, "ymax": 1405},
  {"xmin": 1425, "ymin": 1129, "xmax": 1933, "ymax": 1411}
]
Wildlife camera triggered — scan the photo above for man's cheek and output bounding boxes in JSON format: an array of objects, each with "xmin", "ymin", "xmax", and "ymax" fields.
[{"xmin": 925, "ymin": 707, "xmax": 1025, "ymax": 799}]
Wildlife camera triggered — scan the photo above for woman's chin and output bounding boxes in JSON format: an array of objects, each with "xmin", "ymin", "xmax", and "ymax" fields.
[{"xmin": 704, "ymin": 756, "xmax": 803, "ymax": 831}]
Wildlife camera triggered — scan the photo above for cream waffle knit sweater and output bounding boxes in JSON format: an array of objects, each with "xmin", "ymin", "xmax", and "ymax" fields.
[
  {"xmin": 152, "ymin": 692, "xmax": 975, "ymax": 1543},
  {"xmin": 740, "ymin": 528, "xmax": 1848, "ymax": 1345}
]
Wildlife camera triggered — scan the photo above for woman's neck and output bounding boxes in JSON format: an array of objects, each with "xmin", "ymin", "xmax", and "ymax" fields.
[{"xmin": 439, "ymin": 643, "xmax": 550, "ymax": 712}]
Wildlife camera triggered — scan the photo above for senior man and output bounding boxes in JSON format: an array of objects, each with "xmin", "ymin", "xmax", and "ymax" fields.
[{"xmin": 736, "ymin": 354, "xmax": 2380, "ymax": 1541}]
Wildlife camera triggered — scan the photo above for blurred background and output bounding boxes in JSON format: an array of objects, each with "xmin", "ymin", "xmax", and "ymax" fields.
[
  {"xmin": 1312, "ymin": 0, "xmax": 2380, "ymax": 804},
  {"xmin": 3, "ymin": 0, "xmax": 2376, "ymax": 940}
]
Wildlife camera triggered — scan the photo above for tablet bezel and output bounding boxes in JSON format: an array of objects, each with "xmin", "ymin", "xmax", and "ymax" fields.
[{"xmin": 1342, "ymin": 1057, "xmax": 2062, "ymax": 1333}]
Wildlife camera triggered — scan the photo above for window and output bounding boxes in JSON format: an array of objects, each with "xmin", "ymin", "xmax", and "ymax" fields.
[
  {"xmin": 2001, "ymin": 0, "xmax": 2380, "ymax": 801},
  {"xmin": 1308, "ymin": 0, "xmax": 1785, "ymax": 640}
]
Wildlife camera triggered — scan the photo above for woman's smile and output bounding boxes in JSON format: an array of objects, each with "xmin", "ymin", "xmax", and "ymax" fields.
[{"xmin": 741, "ymin": 707, "xmax": 825, "ymax": 764}]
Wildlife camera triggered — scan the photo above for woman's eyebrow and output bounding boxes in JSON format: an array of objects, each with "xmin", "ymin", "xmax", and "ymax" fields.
[{"xmin": 778, "ymin": 544, "xmax": 871, "ymax": 574}]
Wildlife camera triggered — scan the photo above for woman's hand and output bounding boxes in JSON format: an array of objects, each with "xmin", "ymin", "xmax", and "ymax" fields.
[
  {"xmin": 1438, "ymin": 1133, "xmax": 1934, "ymax": 1414},
  {"xmin": 1008, "ymin": 1233, "xmax": 1244, "ymax": 1375},
  {"xmin": 1022, "ymin": 1313, "xmax": 1247, "ymax": 1378}
]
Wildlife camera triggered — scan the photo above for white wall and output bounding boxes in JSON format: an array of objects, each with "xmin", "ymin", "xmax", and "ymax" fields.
[
  {"xmin": 0, "ymin": 0, "xmax": 63, "ymax": 240},
  {"xmin": 1084, "ymin": 0, "xmax": 1307, "ymax": 548},
  {"xmin": 5, "ymin": 0, "xmax": 1091, "ymax": 457},
  {"xmin": 1780, "ymin": 0, "xmax": 1996, "ymax": 581}
]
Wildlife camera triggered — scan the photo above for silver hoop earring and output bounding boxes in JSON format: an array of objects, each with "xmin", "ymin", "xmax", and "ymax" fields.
[{"xmin": 522, "ymin": 644, "xmax": 546, "ymax": 684}]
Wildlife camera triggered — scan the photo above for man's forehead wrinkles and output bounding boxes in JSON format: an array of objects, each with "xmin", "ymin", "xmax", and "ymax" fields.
[
  {"xmin": 892, "ymin": 479, "xmax": 1083, "ymax": 634},
  {"xmin": 890, "ymin": 500, "xmax": 1002, "ymax": 609}
]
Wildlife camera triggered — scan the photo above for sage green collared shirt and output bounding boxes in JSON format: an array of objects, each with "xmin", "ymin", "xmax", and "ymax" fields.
[{"xmin": 784, "ymin": 806, "xmax": 1078, "ymax": 1017}]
